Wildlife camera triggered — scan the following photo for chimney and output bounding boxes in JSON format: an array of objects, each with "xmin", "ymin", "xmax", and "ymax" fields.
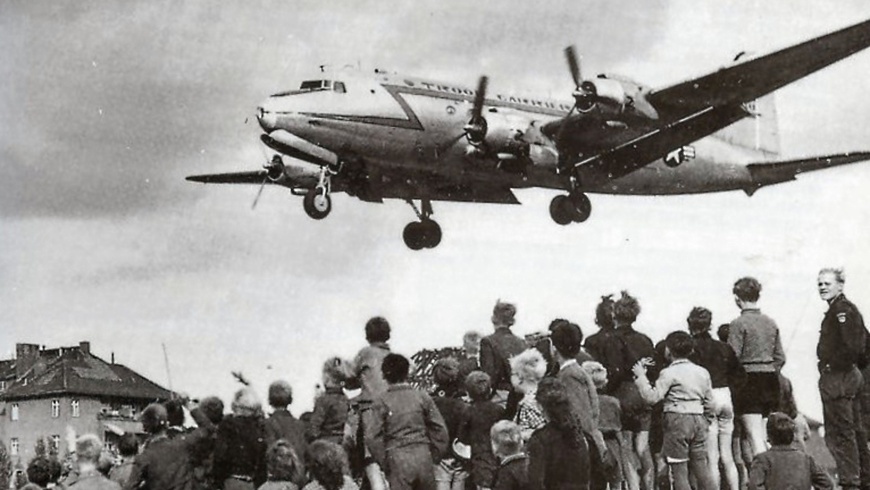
[
  {"xmin": 111, "ymin": 352, "xmax": 115, "ymax": 364},
  {"xmin": 79, "ymin": 341, "xmax": 91, "ymax": 356},
  {"xmin": 15, "ymin": 343, "xmax": 41, "ymax": 379}
]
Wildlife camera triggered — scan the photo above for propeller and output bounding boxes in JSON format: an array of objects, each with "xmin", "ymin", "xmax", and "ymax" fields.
[
  {"xmin": 565, "ymin": 46, "xmax": 597, "ymax": 112},
  {"xmin": 464, "ymin": 76, "xmax": 489, "ymax": 145},
  {"xmin": 251, "ymin": 155, "xmax": 285, "ymax": 210}
]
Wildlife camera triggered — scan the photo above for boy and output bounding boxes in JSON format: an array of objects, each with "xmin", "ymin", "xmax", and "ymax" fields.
[
  {"xmin": 369, "ymin": 353, "xmax": 449, "ymax": 490},
  {"xmin": 632, "ymin": 331, "xmax": 715, "ymax": 490},
  {"xmin": 748, "ymin": 412, "xmax": 832, "ymax": 490},
  {"xmin": 582, "ymin": 361, "xmax": 625, "ymax": 490},
  {"xmin": 490, "ymin": 421, "xmax": 528, "ymax": 490},
  {"xmin": 461, "ymin": 371, "xmax": 506, "ymax": 490}
]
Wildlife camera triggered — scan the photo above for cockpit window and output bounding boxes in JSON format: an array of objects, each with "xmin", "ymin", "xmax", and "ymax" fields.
[
  {"xmin": 333, "ymin": 81, "xmax": 346, "ymax": 94},
  {"xmin": 300, "ymin": 80, "xmax": 329, "ymax": 91}
]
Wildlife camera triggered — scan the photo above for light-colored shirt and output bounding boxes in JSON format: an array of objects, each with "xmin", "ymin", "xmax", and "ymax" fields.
[
  {"xmin": 635, "ymin": 359, "xmax": 713, "ymax": 415},
  {"xmin": 728, "ymin": 308, "xmax": 786, "ymax": 373}
]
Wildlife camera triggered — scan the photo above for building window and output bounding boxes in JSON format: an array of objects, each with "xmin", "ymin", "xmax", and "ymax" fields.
[
  {"xmin": 71, "ymin": 399, "xmax": 80, "ymax": 418},
  {"xmin": 51, "ymin": 399, "xmax": 60, "ymax": 418},
  {"xmin": 0, "ymin": 380, "xmax": 6, "ymax": 391},
  {"xmin": 51, "ymin": 435, "xmax": 60, "ymax": 451},
  {"xmin": 11, "ymin": 403, "xmax": 19, "ymax": 421},
  {"xmin": 10, "ymin": 438, "xmax": 18, "ymax": 456}
]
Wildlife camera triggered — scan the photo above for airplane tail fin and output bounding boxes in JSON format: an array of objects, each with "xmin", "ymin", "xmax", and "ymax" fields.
[
  {"xmin": 744, "ymin": 152, "xmax": 870, "ymax": 195},
  {"xmin": 715, "ymin": 94, "xmax": 781, "ymax": 158}
]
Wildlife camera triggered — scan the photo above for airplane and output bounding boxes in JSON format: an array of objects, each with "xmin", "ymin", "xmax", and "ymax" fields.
[{"xmin": 188, "ymin": 18, "xmax": 870, "ymax": 250}]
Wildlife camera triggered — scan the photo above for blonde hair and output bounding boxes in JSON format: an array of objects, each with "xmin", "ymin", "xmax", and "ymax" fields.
[
  {"xmin": 580, "ymin": 361, "xmax": 608, "ymax": 390},
  {"xmin": 232, "ymin": 387, "xmax": 262, "ymax": 417},
  {"xmin": 76, "ymin": 434, "xmax": 103, "ymax": 463},
  {"xmin": 510, "ymin": 349, "xmax": 547, "ymax": 393},
  {"xmin": 490, "ymin": 420, "xmax": 523, "ymax": 456}
]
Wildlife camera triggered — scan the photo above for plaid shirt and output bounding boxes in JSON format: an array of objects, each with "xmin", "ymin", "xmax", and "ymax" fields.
[{"xmin": 516, "ymin": 396, "xmax": 547, "ymax": 432}]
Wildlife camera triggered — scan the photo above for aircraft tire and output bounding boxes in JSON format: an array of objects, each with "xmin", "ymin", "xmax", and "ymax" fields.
[
  {"xmin": 570, "ymin": 193, "xmax": 592, "ymax": 222},
  {"xmin": 420, "ymin": 220, "xmax": 442, "ymax": 249},
  {"xmin": 403, "ymin": 222, "xmax": 427, "ymax": 250},
  {"xmin": 549, "ymin": 195, "xmax": 574, "ymax": 225},
  {"xmin": 303, "ymin": 188, "xmax": 331, "ymax": 220}
]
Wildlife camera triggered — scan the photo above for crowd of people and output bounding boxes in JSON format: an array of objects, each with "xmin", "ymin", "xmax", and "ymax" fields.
[{"xmin": 12, "ymin": 269, "xmax": 870, "ymax": 490}]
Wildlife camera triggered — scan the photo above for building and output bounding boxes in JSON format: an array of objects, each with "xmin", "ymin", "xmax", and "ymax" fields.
[{"xmin": 0, "ymin": 341, "xmax": 172, "ymax": 466}]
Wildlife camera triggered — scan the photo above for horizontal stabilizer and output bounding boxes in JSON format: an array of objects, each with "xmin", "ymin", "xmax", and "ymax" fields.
[
  {"xmin": 744, "ymin": 152, "xmax": 870, "ymax": 195},
  {"xmin": 186, "ymin": 170, "xmax": 267, "ymax": 185}
]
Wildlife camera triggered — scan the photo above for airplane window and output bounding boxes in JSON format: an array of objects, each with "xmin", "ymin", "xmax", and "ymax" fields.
[
  {"xmin": 300, "ymin": 80, "xmax": 323, "ymax": 90},
  {"xmin": 333, "ymin": 81, "xmax": 346, "ymax": 93}
]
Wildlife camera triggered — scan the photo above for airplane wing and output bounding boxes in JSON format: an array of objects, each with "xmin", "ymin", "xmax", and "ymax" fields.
[
  {"xmin": 744, "ymin": 152, "xmax": 870, "ymax": 195},
  {"xmin": 186, "ymin": 171, "xmax": 267, "ymax": 184},
  {"xmin": 567, "ymin": 18, "xmax": 870, "ymax": 182}
]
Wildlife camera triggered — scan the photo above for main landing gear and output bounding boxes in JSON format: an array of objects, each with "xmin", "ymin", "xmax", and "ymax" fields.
[
  {"xmin": 549, "ymin": 192, "xmax": 591, "ymax": 225},
  {"xmin": 403, "ymin": 199, "xmax": 442, "ymax": 250},
  {"xmin": 303, "ymin": 166, "xmax": 335, "ymax": 220}
]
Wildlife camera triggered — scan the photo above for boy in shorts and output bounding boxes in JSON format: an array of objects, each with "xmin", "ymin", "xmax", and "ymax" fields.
[{"xmin": 632, "ymin": 331, "xmax": 716, "ymax": 490}]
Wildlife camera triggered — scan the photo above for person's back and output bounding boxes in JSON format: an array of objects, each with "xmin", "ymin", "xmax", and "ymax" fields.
[
  {"xmin": 125, "ymin": 404, "xmax": 195, "ymax": 490},
  {"xmin": 267, "ymin": 410, "xmax": 307, "ymax": 462},
  {"xmin": 480, "ymin": 301, "xmax": 527, "ymax": 393},
  {"xmin": 354, "ymin": 317, "xmax": 392, "ymax": 399},
  {"xmin": 749, "ymin": 413, "xmax": 832, "ymax": 490}
]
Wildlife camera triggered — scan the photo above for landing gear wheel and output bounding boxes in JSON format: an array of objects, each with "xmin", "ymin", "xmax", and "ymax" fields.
[
  {"xmin": 303, "ymin": 187, "xmax": 331, "ymax": 220},
  {"xmin": 403, "ymin": 222, "xmax": 427, "ymax": 250},
  {"xmin": 549, "ymin": 195, "xmax": 575, "ymax": 225},
  {"xmin": 420, "ymin": 220, "xmax": 442, "ymax": 248},
  {"xmin": 570, "ymin": 193, "xmax": 592, "ymax": 222}
]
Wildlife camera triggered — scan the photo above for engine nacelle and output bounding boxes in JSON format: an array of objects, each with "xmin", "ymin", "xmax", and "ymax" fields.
[
  {"xmin": 577, "ymin": 78, "xmax": 628, "ymax": 113},
  {"xmin": 476, "ymin": 110, "xmax": 532, "ymax": 158}
]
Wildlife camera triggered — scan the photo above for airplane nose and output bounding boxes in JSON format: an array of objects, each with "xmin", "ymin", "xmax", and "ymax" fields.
[{"xmin": 256, "ymin": 103, "xmax": 278, "ymax": 131}]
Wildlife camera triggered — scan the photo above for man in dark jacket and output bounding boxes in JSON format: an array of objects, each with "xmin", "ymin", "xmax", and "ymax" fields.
[
  {"xmin": 124, "ymin": 403, "xmax": 195, "ymax": 490},
  {"xmin": 480, "ymin": 300, "xmax": 527, "ymax": 398},
  {"xmin": 265, "ymin": 380, "xmax": 308, "ymax": 461},
  {"xmin": 817, "ymin": 268, "xmax": 870, "ymax": 490},
  {"xmin": 687, "ymin": 306, "xmax": 746, "ymax": 490}
]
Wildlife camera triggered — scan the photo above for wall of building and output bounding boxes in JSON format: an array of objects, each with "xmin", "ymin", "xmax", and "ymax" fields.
[{"xmin": 2, "ymin": 397, "xmax": 102, "ymax": 465}]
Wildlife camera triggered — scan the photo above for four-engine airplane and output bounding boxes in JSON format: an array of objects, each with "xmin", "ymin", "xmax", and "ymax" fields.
[{"xmin": 188, "ymin": 18, "xmax": 870, "ymax": 250}]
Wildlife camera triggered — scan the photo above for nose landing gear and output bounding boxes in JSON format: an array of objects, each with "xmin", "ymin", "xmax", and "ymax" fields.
[
  {"xmin": 303, "ymin": 166, "xmax": 335, "ymax": 220},
  {"xmin": 403, "ymin": 199, "xmax": 442, "ymax": 250}
]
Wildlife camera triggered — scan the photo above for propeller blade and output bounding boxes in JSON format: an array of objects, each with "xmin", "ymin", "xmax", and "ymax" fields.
[
  {"xmin": 471, "ymin": 76, "xmax": 488, "ymax": 120},
  {"xmin": 251, "ymin": 177, "xmax": 268, "ymax": 210},
  {"xmin": 565, "ymin": 46, "xmax": 581, "ymax": 88}
]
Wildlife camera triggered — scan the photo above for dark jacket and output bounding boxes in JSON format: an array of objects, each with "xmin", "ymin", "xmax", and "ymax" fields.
[
  {"xmin": 689, "ymin": 332, "xmax": 746, "ymax": 390},
  {"xmin": 493, "ymin": 453, "xmax": 529, "ymax": 490},
  {"xmin": 369, "ymin": 383, "xmax": 449, "ymax": 465},
  {"xmin": 460, "ymin": 399, "xmax": 506, "ymax": 487},
  {"xmin": 606, "ymin": 326, "xmax": 656, "ymax": 390},
  {"xmin": 557, "ymin": 361, "xmax": 599, "ymax": 434},
  {"xmin": 480, "ymin": 328, "xmax": 527, "ymax": 392},
  {"xmin": 266, "ymin": 409, "xmax": 308, "ymax": 461},
  {"xmin": 818, "ymin": 294, "xmax": 868, "ymax": 372},
  {"xmin": 749, "ymin": 445, "xmax": 833, "ymax": 490},
  {"xmin": 213, "ymin": 415, "xmax": 268, "ymax": 487},
  {"xmin": 527, "ymin": 424, "xmax": 590, "ymax": 490},
  {"xmin": 431, "ymin": 386, "xmax": 469, "ymax": 443},
  {"xmin": 307, "ymin": 388, "xmax": 349, "ymax": 443},
  {"xmin": 124, "ymin": 434, "xmax": 195, "ymax": 490}
]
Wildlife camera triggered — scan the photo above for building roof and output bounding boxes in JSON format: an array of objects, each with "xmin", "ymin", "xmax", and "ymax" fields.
[{"xmin": 1, "ymin": 346, "xmax": 171, "ymax": 401}]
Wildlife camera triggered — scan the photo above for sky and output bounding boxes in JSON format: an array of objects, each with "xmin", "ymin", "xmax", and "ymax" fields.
[{"xmin": 3, "ymin": 0, "xmax": 870, "ymax": 420}]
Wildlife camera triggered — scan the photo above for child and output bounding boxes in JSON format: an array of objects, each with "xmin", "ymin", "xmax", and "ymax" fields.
[
  {"xmin": 460, "ymin": 371, "xmax": 506, "ymax": 490},
  {"xmin": 259, "ymin": 440, "xmax": 305, "ymax": 490},
  {"xmin": 490, "ymin": 421, "xmax": 529, "ymax": 490},
  {"xmin": 748, "ymin": 412, "xmax": 832, "ymax": 490},
  {"xmin": 582, "ymin": 361, "xmax": 624, "ymax": 490},
  {"xmin": 509, "ymin": 349, "xmax": 547, "ymax": 441},
  {"xmin": 632, "ymin": 331, "xmax": 715, "ymax": 490},
  {"xmin": 431, "ymin": 358, "xmax": 470, "ymax": 490},
  {"xmin": 303, "ymin": 440, "xmax": 358, "ymax": 490},
  {"xmin": 369, "ymin": 353, "xmax": 449, "ymax": 490},
  {"xmin": 308, "ymin": 357, "xmax": 353, "ymax": 445}
]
